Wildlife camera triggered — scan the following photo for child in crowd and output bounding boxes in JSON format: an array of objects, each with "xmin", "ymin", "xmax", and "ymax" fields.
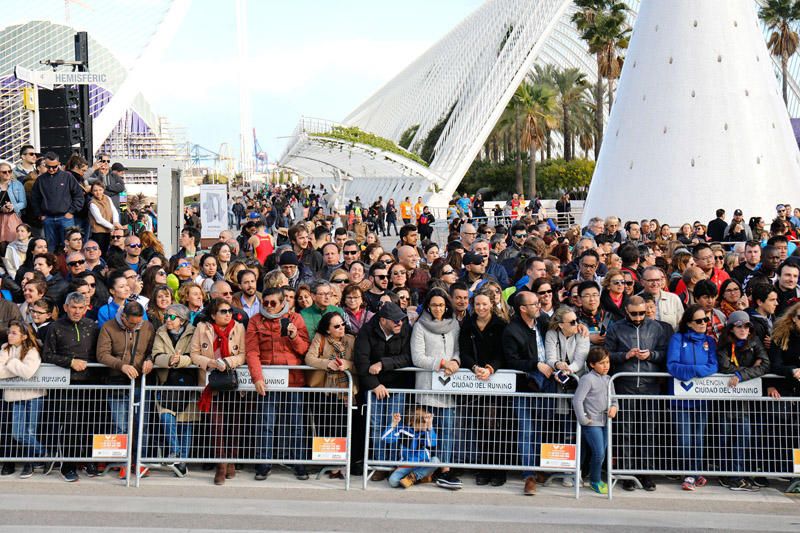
[
  {"xmin": 382, "ymin": 407, "xmax": 439, "ymax": 489},
  {"xmin": 0, "ymin": 321, "xmax": 48, "ymax": 478},
  {"xmin": 572, "ymin": 347, "xmax": 618, "ymax": 495}
]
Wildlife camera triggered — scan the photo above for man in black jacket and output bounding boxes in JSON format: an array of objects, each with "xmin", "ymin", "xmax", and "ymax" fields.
[
  {"xmin": 354, "ymin": 302, "xmax": 413, "ymax": 481},
  {"xmin": 503, "ymin": 291, "xmax": 550, "ymax": 496},
  {"xmin": 41, "ymin": 292, "xmax": 100, "ymax": 482},
  {"xmin": 707, "ymin": 208, "xmax": 727, "ymax": 242},
  {"xmin": 31, "ymin": 152, "xmax": 85, "ymax": 253},
  {"xmin": 605, "ymin": 295, "xmax": 670, "ymax": 492}
]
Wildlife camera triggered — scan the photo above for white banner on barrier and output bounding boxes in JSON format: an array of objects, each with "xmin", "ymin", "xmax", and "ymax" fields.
[
  {"xmin": 430, "ymin": 369, "xmax": 516, "ymax": 393},
  {"xmin": 673, "ymin": 376, "xmax": 762, "ymax": 397},
  {"xmin": 1, "ymin": 365, "xmax": 70, "ymax": 387},
  {"xmin": 199, "ymin": 184, "xmax": 229, "ymax": 239},
  {"xmin": 235, "ymin": 367, "xmax": 289, "ymax": 390}
]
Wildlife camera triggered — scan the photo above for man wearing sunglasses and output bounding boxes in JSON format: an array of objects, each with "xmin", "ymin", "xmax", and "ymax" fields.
[
  {"xmin": 13, "ymin": 144, "xmax": 37, "ymax": 181},
  {"xmin": 364, "ymin": 261, "xmax": 389, "ymax": 313},
  {"xmin": 88, "ymin": 154, "xmax": 126, "ymax": 211},
  {"xmin": 120, "ymin": 235, "xmax": 147, "ymax": 274},
  {"xmin": 30, "ymin": 152, "xmax": 86, "ymax": 253},
  {"xmin": 605, "ymin": 296, "xmax": 671, "ymax": 492}
]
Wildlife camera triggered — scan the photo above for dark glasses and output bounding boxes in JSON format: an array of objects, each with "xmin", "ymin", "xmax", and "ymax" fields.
[
  {"xmin": 67, "ymin": 260, "xmax": 85, "ymax": 267},
  {"xmin": 691, "ymin": 317, "xmax": 711, "ymax": 325}
]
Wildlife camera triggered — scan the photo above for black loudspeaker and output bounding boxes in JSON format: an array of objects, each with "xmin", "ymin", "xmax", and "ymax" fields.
[{"xmin": 38, "ymin": 86, "xmax": 85, "ymax": 163}]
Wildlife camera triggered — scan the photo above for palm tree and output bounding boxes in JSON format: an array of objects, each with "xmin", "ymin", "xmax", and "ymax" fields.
[
  {"xmin": 551, "ymin": 67, "xmax": 589, "ymax": 161},
  {"xmin": 760, "ymin": 0, "xmax": 800, "ymax": 105},
  {"xmin": 572, "ymin": 0, "xmax": 630, "ymax": 158},
  {"xmin": 514, "ymin": 80, "xmax": 559, "ymax": 199}
]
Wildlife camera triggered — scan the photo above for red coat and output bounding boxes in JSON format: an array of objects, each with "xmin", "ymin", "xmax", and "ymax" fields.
[{"xmin": 245, "ymin": 311, "xmax": 310, "ymax": 387}]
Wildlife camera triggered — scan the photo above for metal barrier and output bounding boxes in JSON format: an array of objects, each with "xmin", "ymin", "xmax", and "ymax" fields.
[
  {"xmin": 135, "ymin": 365, "xmax": 353, "ymax": 489},
  {"xmin": 0, "ymin": 363, "xmax": 135, "ymax": 486},
  {"xmin": 362, "ymin": 368, "xmax": 582, "ymax": 498},
  {"xmin": 606, "ymin": 372, "xmax": 800, "ymax": 500}
]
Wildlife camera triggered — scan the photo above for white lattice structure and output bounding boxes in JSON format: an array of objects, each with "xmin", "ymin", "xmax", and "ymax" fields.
[
  {"xmin": 281, "ymin": 0, "xmax": 800, "ymax": 208},
  {"xmin": 583, "ymin": 0, "xmax": 800, "ymax": 225},
  {"xmin": 0, "ymin": 1, "xmax": 188, "ymax": 162}
]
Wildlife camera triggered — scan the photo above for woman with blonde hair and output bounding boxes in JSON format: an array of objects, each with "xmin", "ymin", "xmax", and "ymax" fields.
[
  {"xmin": 139, "ymin": 231, "xmax": 164, "ymax": 263},
  {"xmin": 177, "ymin": 282, "xmax": 205, "ymax": 324},
  {"xmin": 478, "ymin": 280, "xmax": 511, "ymax": 323}
]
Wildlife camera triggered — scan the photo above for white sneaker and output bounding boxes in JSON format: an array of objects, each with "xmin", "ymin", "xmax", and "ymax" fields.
[{"xmin": 562, "ymin": 477, "xmax": 575, "ymax": 488}]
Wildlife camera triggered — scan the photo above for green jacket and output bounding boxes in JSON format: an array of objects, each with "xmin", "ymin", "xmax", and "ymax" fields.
[{"xmin": 300, "ymin": 304, "xmax": 344, "ymax": 339}]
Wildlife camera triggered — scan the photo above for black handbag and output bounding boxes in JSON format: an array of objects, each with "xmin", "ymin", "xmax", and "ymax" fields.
[{"xmin": 207, "ymin": 367, "xmax": 239, "ymax": 392}]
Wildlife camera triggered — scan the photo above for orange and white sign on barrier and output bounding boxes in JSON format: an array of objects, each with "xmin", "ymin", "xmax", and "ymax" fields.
[
  {"xmin": 312, "ymin": 437, "xmax": 347, "ymax": 461},
  {"xmin": 540, "ymin": 443, "xmax": 576, "ymax": 469},
  {"xmin": 793, "ymin": 449, "xmax": 800, "ymax": 474},
  {"xmin": 92, "ymin": 434, "xmax": 128, "ymax": 458}
]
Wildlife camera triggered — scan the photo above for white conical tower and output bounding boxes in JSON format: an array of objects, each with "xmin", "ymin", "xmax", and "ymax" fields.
[{"xmin": 582, "ymin": 0, "xmax": 800, "ymax": 226}]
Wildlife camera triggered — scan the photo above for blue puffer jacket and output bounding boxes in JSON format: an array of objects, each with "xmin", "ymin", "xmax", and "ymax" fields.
[{"xmin": 666, "ymin": 331, "xmax": 718, "ymax": 407}]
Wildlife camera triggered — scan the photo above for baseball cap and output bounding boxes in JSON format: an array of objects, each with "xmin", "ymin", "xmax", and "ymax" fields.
[
  {"xmin": 111, "ymin": 162, "xmax": 127, "ymax": 172},
  {"xmin": 378, "ymin": 302, "xmax": 406, "ymax": 322},
  {"xmin": 462, "ymin": 252, "xmax": 485, "ymax": 266},
  {"xmin": 733, "ymin": 209, "xmax": 742, "ymax": 216}
]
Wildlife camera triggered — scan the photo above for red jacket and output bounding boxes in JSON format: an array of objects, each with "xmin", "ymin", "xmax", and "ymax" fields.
[{"xmin": 245, "ymin": 312, "xmax": 310, "ymax": 387}]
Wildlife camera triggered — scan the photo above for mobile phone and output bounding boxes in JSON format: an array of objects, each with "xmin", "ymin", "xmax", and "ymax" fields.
[{"xmin": 280, "ymin": 317, "xmax": 290, "ymax": 337}]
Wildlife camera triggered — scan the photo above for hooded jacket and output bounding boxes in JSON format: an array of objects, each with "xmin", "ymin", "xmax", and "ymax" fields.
[{"xmin": 96, "ymin": 309, "xmax": 155, "ymax": 383}]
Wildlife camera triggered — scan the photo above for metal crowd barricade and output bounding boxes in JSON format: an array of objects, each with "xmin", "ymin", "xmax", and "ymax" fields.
[
  {"xmin": 0, "ymin": 363, "xmax": 136, "ymax": 486},
  {"xmin": 363, "ymin": 368, "xmax": 583, "ymax": 498},
  {"xmin": 136, "ymin": 365, "xmax": 354, "ymax": 489},
  {"xmin": 606, "ymin": 372, "xmax": 800, "ymax": 500}
]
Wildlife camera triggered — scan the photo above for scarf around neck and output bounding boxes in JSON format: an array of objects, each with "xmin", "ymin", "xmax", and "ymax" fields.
[{"xmin": 212, "ymin": 320, "xmax": 235, "ymax": 358}]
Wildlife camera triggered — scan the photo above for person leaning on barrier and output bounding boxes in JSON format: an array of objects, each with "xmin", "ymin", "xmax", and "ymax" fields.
[
  {"xmin": 410, "ymin": 287, "xmax": 462, "ymax": 490},
  {"xmin": 546, "ymin": 306, "xmax": 589, "ymax": 380},
  {"xmin": 245, "ymin": 286, "xmax": 310, "ymax": 482},
  {"xmin": 151, "ymin": 304, "xmax": 198, "ymax": 478},
  {"xmin": 41, "ymin": 291, "xmax": 99, "ymax": 482},
  {"xmin": 502, "ymin": 290, "xmax": 551, "ymax": 496},
  {"xmin": 191, "ymin": 297, "xmax": 247, "ymax": 486},
  {"xmin": 666, "ymin": 304, "xmax": 719, "ymax": 492},
  {"xmin": 458, "ymin": 289, "xmax": 508, "ymax": 487},
  {"xmin": 715, "ymin": 311, "xmax": 770, "ymax": 492},
  {"xmin": 305, "ymin": 310, "xmax": 357, "ymax": 480},
  {"xmin": 605, "ymin": 295, "xmax": 671, "ymax": 492},
  {"xmin": 354, "ymin": 301, "xmax": 413, "ymax": 482}
]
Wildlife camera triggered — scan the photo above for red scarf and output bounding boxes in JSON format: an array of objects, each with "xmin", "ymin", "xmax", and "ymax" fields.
[{"xmin": 198, "ymin": 321, "xmax": 236, "ymax": 412}]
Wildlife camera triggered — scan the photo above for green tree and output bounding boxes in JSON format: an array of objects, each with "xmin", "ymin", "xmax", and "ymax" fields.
[
  {"xmin": 572, "ymin": 0, "xmax": 630, "ymax": 158},
  {"xmin": 760, "ymin": 0, "xmax": 800, "ymax": 105},
  {"xmin": 514, "ymin": 80, "xmax": 559, "ymax": 200},
  {"xmin": 550, "ymin": 67, "xmax": 589, "ymax": 161}
]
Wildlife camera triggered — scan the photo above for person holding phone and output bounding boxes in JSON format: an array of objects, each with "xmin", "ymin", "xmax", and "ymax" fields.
[
  {"xmin": 605, "ymin": 296, "xmax": 671, "ymax": 492},
  {"xmin": 245, "ymin": 286, "xmax": 310, "ymax": 482},
  {"xmin": 0, "ymin": 160, "xmax": 26, "ymax": 243}
]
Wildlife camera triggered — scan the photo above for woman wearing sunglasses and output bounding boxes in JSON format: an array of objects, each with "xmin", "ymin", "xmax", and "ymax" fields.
[
  {"xmin": 88, "ymin": 181, "xmax": 123, "ymax": 254},
  {"xmin": 666, "ymin": 304, "xmax": 719, "ymax": 491},
  {"xmin": 151, "ymin": 303, "xmax": 198, "ymax": 478},
  {"xmin": 191, "ymin": 297, "xmax": 247, "ymax": 485},
  {"xmin": 600, "ymin": 268, "xmax": 628, "ymax": 321},
  {"xmin": 305, "ymin": 311, "xmax": 358, "ymax": 480}
]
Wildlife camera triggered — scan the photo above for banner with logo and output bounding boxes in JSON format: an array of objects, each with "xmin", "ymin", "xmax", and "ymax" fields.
[
  {"xmin": 430, "ymin": 370, "xmax": 516, "ymax": 393},
  {"xmin": 312, "ymin": 437, "xmax": 347, "ymax": 461},
  {"xmin": 673, "ymin": 376, "xmax": 762, "ymax": 398},
  {"xmin": 92, "ymin": 434, "xmax": 128, "ymax": 458},
  {"xmin": 1, "ymin": 365, "xmax": 70, "ymax": 387},
  {"xmin": 540, "ymin": 443, "xmax": 577, "ymax": 468}
]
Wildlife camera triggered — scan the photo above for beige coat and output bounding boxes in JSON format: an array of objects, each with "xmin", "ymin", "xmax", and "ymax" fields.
[
  {"xmin": 189, "ymin": 321, "xmax": 246, "ymax": 384},
  {"xmin": 152, "ymin": 324, "xmax": 200, "ymax": 421},
  {"xmin": 305, "ymin": 333, "xmax": 358, "ymax": 397},
  {"xmin": 0, "ymin": 344, "xmax": 45, "ymax": 402}
]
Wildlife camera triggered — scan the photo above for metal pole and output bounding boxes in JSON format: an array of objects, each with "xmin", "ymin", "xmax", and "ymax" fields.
[
  {"xmin": 362, "ymin": 392, "xmax": 372, "ymax": 490},
  {"xmin": 345, "ymin": 371, "xmax": 353, "ymax": 491},
  {"xmin": 125, "ymin": 380, "xmax": 135, "ymax": 488},
  {"xmin": 135, "ymin": 377, "xmax": 147, "ymax": 488}
]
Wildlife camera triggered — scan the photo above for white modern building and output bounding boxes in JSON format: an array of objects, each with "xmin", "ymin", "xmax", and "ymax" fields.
[
  {"xmin": 0, "ymin": 1, "xmax": 189, "ymax": 165},
  {"xmin": 280, "ymin": 0, "xmax": 800, "ymax": 210}
]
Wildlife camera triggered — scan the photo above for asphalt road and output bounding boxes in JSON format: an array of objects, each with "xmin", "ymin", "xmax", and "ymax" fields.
[{"xmin": 1, "ymin": 468, "xmax": 798, "ymax": 532}]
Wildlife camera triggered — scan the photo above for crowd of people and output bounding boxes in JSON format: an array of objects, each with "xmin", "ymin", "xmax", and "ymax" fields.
[{"xmin": 0, "ymin": 145, "xmax": 799, "ymax": 496}]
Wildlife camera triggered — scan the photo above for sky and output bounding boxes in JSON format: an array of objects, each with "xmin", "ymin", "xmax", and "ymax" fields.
[{"xmin": 140, "ymin": 0, "xmax": 485, "ymax": 164}]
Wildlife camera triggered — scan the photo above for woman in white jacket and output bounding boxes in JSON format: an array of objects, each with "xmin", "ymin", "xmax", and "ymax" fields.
[
  {"xmin": 411, "ymin": 287, "xmax": 462, "ymax": 489},
  {"xmin": 545, "ymin": 306, "xmax": 590, "ymax": 379},
  {"xmin": 0, "ymin": 321, "xmax": 47, "ymax": 479}
]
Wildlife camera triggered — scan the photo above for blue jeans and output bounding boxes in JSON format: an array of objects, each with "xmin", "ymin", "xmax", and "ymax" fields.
[
  {"xmin": 722, "ymin": 412, "xmax": 751, "ymax": 473},
  {"xmin": 428, "ymin": 406, "xmax": 454, "ymax": 463},
  {"xmin": 44, "ymin": 215, "xmax": 76, "ymax": 253},
  {"xmin": 370, "ymin": 392, "xmax": 406, "ymax": 462},
  {"xmin": 675, "ymin": 409, "xmax": 707, "ymax": 473},
  {"xmin": 258, "ymin": 391, "xmax": 305, "ymax": 462},
  {"xmin": 514, "ymin": 396, "xmax": 544, "ymax": 479},
  {"xmin": 159, "ymin": 413, "xmax": 193, "ymax": 459},
  {"xmin": 388, "ymin": 458, "xmax": 440, "ymax": 487},
  {"xmin": 582, "ymin": 425, "xmax": 607, "ymax": 484},
  {"xmin": 108, "ymin": 388, "xmax": 140, "ymax": 458},
  {"xmin": 11, "ymin": 398, "xmax": 46, "ymax": 458}
]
